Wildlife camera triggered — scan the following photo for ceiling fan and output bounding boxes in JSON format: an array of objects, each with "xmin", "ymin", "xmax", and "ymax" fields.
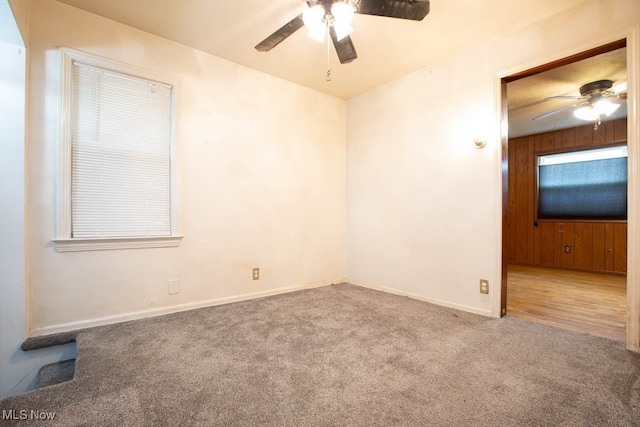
[
  {"xmin": 533, "ymin": 79, "xmax": 627, "ymax": 129},
  {"xmin": 255, "ymin": 0, "xmax": 431, "ymax": 66}
]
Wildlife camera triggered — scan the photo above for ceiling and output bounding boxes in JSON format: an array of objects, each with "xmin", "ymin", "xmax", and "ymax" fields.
[
  {"xmin": 55, "ymin": 0, "xmax": 588, "ymax": 100},
  {"xmin": 507, "ymin": 47, "xmax": 627, "ymax": 138},
  {"xmin": 52, "ymin": 0, "xmax": 627, "ymax": 137}
]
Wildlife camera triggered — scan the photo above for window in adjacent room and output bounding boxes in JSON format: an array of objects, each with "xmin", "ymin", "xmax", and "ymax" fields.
[
  {"xmin": 55, "ymin": 49, "xmax": 181, "ymax": 251},
  {"xmin": 536, "ymin": 144, "xmax": 628, "ymax": 221}
]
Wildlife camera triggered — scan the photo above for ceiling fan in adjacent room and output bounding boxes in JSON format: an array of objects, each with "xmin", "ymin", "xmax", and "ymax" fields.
[
  {"xmin": 533, "ymin": 79, "xmax": 627, "ymax": 129},
  {"xmin": 255, "ymin": 0, "xmax": 430, "ymax": 79}
]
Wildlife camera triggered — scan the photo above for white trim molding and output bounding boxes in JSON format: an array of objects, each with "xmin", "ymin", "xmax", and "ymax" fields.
[
  {"xmin": 29, "ymin": 278, "xmax": 344, "ymax": 336},
  {"xmin": 347, "ymin": 278, "xmax": 493, "ymax": 317},
  {"xmin": 56, "ymin": 47, "xmax": 182, "ymax": 251},
  {"xmin": 53, "ymin": 235, "xmax": 184, "ymax": 252},
  {"xmin": 624, "ymin": 25, "xmax": 640, "ymax": 352}
]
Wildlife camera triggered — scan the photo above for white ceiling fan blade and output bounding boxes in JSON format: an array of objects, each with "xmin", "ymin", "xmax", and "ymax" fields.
[
  {"xmin": 544, "ymin": 95, "xmax": 582, "ymax": 100},
  {"xmin": 532, "ymin": 104, "xmax": 581, "ymax": 121},
  {"xmin": 612, "ymin": 81, "xmax": 627, "ymax": 94}
]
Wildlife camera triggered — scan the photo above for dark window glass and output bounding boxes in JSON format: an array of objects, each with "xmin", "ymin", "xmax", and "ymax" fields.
[{"xmin": 537, "ymin": 146, "xmax": 627, "ymax": 220}]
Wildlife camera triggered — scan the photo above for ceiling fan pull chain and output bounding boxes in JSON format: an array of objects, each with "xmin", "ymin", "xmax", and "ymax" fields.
[{"xmin": 325, "ymin": 20, "xmax": 332, "ymax": 82}]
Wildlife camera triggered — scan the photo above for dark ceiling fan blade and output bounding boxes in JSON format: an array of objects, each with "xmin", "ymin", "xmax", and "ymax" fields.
[
  {"xmin": 329, "ymin": 27, "xmax": 358, "ymax": 64},
  {"xmin": 532, "ymin": 104, "xmax": 581, "ymax": 121},
  {"xmin": 255, "ymin": 15, "xmax": 304, "ymax": 52},
  {"xmin": 356, "ymin": 0, "xmax": 430, "ymax": 21}
]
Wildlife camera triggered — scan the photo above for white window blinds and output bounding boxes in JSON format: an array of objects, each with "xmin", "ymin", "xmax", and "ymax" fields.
[{"xmin": 71, "ymin": 62, "xmax": 173, "ymax": 238}]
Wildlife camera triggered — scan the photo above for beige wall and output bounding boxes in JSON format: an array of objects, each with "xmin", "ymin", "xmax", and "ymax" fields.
[
  {"xmin": 346, "ymin": 0, "xmax": 640, "ymax": 320},
  {"xmin": 346, "ymin": 54, "xmax": 497, "ymax": 315},
  {"xmin": 27, "ymin": 0, "xmax": 346, "ymax": 333}
]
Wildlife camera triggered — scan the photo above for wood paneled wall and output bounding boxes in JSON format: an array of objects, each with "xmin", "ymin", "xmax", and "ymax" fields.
[{"xmin": 508, "ymin": 118, "xmax": 627, "ymax": 274}]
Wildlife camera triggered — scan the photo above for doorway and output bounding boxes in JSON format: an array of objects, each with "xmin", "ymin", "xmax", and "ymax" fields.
[{"xmin": 500, "ymin": 40, "xmax": 632, "ymax": 343}]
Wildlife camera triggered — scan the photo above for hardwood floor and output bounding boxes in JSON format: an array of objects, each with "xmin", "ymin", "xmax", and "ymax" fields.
[{"xmin": 507, "ymin": 265, "xmax": 626, "ymax": 342}]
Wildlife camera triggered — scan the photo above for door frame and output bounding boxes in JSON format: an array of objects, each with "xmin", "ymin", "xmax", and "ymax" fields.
[{"xmin": 495, "ymin": 26, "xmax": 640, "ymax": 352}]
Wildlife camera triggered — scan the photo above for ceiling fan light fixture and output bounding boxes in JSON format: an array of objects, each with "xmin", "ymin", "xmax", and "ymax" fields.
[
  {"xmin": 303, "ymin": 5, "xmax": 326, "ymax": 43},
  {"xmin": 334, "ymin": 21, "xmax": 354, "ymax": 41},
  {"xmin": 331, "ymin": 1, "xmax": 355, "ymax": 41},
  {"xmin": 573, "ymin": 99, "xmax": 621, "ymax": 122},
  {"xmin": 303, "ymin": 4, "xmax": 325, "ymax": 26},
  {"xmin": 307, "ymin": 24, "xmax": 326, "ymax": 43},
  {"xmin": 331, "ymin": 1, "xmax": 355, "ymax": 25},
  {"xmin": 593, "ymin": 98, "xmax": 620, "ymax": 116},
  {"xmin": 573, "ymin": 106, "xmax": 600, "ymax": 121}
]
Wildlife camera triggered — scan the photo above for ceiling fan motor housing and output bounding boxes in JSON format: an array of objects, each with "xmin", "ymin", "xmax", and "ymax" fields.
[{"xmin": 579, "ymin": 79, "xmax": 614, "ymax": 97}]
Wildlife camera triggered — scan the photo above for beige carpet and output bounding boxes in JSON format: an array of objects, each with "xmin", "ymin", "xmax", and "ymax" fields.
[{"xmin": 1, "ymin": 283, "xmax": 639, "ymax": 426}]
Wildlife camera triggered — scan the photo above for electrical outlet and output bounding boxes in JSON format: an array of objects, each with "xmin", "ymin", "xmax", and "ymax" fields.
[
  {"xmin": 564, "ymin": 245, "xmax": 571, "ymax": 253},
  {"xmin": 252, "ymin": 268, "xmax": 260, "ymax": 280},
  {"xmin": 479, "ymin": 279, "xmax": 489, "ymax": 294},
  {"xmin": 168, "ymin": 278, "xmax": 180, "ymax": 295}
]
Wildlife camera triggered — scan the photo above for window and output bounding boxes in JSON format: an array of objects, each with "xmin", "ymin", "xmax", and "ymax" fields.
[
  {"xmin": 55, "ymin": 49, "xmax": 181, "ymax": 252},
  {"xmin": 537, "ymin": 145, "xmax": 627, "ymax": 220}
]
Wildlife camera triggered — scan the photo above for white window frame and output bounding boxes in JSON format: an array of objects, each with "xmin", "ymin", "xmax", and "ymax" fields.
[{"xmin": 54, "ymin": 48, "xmax": 182, "ymax": 252}]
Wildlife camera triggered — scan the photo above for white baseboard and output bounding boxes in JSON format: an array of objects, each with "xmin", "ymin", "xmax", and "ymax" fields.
[
  {"xmin": 29, "ymin": 278, "xmax": 344, "ymax": 337},
  {"xmin": 626, "ymin": 343, "xmax": 640, "ymax": 353},
  {"xmin": 347, "ymin": 278, "xmax": 493, "ymax": 317}
]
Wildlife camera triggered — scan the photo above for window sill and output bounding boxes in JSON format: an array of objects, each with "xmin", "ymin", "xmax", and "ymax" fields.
[{"xmin": 53, "ymin": 236, "xmax": 183, "ymax": 252}]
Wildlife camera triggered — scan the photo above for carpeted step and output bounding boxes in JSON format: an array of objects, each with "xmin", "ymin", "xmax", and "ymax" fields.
[
  {"xmin": 35, "ymin": 359, "xmax": 76, "ymax": 389},
  {"xmin": 21, "ymin": 331, "xmax": 78, "ymax": 351}
]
